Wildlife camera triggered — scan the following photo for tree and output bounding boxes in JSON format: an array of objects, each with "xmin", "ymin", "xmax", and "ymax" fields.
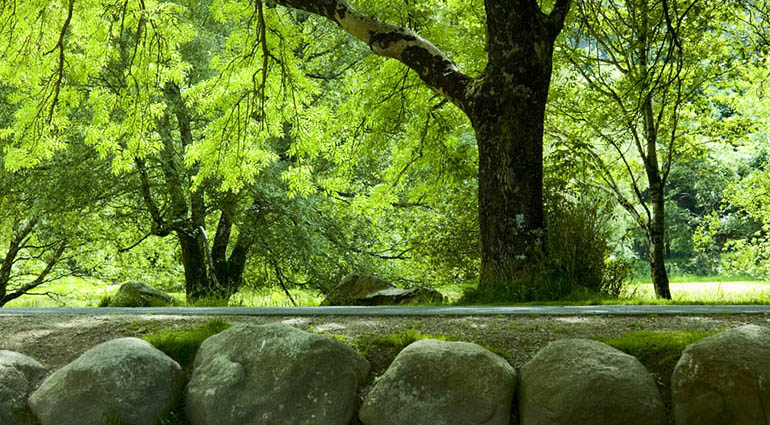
[
  {"xmin": 550, "ymin": 0, "xmax": 732, "ymax": 298},
  {"xmin": 0, "ymin": 144, "xmax": 114, "ymax": 306},
  {"xmin": 708, "ymin": 0, "xmax": 770, "ymax": 279},
  {"xmin": 266, "ymin": 0, "xmax": 572, "ymax": 293},
  {"xmin": 0, "ymin": 0, "xmax": 362, "ymax": 301}
]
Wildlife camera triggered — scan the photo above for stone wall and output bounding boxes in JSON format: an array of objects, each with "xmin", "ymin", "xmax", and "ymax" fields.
[{"xmin": 3, "ymin": 323, "xmax": 770, "ymax": 425}]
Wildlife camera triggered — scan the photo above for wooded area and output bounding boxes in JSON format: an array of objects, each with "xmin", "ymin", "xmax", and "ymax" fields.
[{"xmin": 1, "ymin": 0, "xmax": 769, "ymax": 305}]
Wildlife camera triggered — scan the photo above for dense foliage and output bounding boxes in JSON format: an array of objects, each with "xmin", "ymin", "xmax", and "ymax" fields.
[{"xmin": 0, "ymin": 0, "xmax": 769, "ymax": 304}]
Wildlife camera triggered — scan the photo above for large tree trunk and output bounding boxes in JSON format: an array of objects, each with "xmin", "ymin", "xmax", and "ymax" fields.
[
  {"xmin": 210, "ymin": 200, "xmax": 254, "ymax": 297},
  {"xmin": 470, "ymin": 2, "xmax": 559, "ymax": 289},
  {"xmin": 0, "ymin": 220, "xmax": 34, "ymax": 305},
  {"xmin": 177, "ymin": 232, "xmax": 211, "ymax": 301}
]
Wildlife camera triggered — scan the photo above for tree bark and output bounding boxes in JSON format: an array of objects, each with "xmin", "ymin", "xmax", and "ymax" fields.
[
  {"xmin": 177, "ymin": 231, "xmax": 211, "ymax": 301},
  {"xmin": 210, "ymin": 199, "xmax": 255, "ymax": 297},
  {"xmin": 470, "ymin": 2, "xmax": 564, "ymax": 288},
  {"xmin": 0, "ymin": 220, "xmax": 36, "ymax": 304},
  {"xmin": 642, "ymin": 89, "xmax": 672, "ymax": 299},
  {"xmin": 271, "ymin": 0, "xmax": 571, "ymax": 293},
  {"xmin": 648, "ymin": 184, "xmax": 671, "ymax": 299}
]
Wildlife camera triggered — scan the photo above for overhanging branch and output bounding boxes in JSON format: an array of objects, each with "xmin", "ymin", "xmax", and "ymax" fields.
[{"xmin": 269, "ymin": 0, "xmax": 473, "ymax": 110}]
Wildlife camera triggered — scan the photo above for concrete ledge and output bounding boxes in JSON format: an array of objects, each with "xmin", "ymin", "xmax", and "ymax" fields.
[{"xmin": 3, "ymin": 305, "xmax": 770, "ymax": 316}]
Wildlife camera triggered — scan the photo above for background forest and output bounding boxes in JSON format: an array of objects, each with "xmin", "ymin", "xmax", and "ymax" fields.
[{"xmin": 1, "ymin": 0, "xmax": 769, "ymax": 307}]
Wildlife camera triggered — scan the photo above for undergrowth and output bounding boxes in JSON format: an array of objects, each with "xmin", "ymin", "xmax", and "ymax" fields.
[
  {"xmin": 353, "ymin": 324, "xmax": 509, "ymax": 376},
  {"xmin": 600, "ymin": 330, "xmax": 717, "ymax": 387},
  {"xmin": 142, "ymin": 318, "xmax": 231, "ymax": 369}
]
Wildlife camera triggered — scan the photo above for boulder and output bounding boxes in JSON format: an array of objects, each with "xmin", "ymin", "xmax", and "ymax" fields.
[
  {"xmin": 361, "ymin": 286, "xmax": 444, "ymax": 305},
  {"xmin": 321, "ymin": 274, "xmax": 394, "ymax": 305},
  {"xmin": 0, "ymin": 351, "xmax": 48, "ymax": 425},
  {"xmin": 0, "ymin": 350, "xmax": 47, "ymax": 386},
  {"xmin": 321, "ymin": 274, "xmax": 443, "ymax": 305},
  {"xmin": 359, "ymin": 339, "xmax": 515, "ymax": 425},
  {"xmin": 672, "ymin": 325, "xmax": 770, "ymax": 425},
  {"xmin": 185, "ymin": 323, "xmax": 369, "ymax": 425},
  {"xmin": 109, "ymin": 280, "xmax": 177, "ymax": 307},
  {"xmin": 28, "ymin": 338, "xmax": 184, "ymax": 425},
  {"xmin": 519, "ymin": 338, "xmax": 665, "ymax": 425}
]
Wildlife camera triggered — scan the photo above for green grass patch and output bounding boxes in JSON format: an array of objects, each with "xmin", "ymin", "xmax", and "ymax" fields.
[
  {"xmin": 4, "ymin": 276, "xmax": 114, "ymax": 308},
  {"xmin": 228, "ymin": 287, "xmax": 324, "ymax": 307},
  {"xmin": 600, "ymin": 330, "xmax": 717, "ymax": 386},
  {"xmin": 142, "ymin": 319, "xmax": 231, "ymax": 369},
  {"xmin": 354, "ymin": 325, "xmax": 449, "ymax": 356},
  {"xmin": 354, "ymin": 324, "xmax": 509, "ymax": 377},
  {"xmin": 630, "ymin": 273, "xmax": 764, "ymax": 285}
]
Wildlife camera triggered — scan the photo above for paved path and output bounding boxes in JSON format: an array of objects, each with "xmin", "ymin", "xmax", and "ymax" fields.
[{"xmin": 3, "ymin": 305, "xmax": 770, "ymax": 316}]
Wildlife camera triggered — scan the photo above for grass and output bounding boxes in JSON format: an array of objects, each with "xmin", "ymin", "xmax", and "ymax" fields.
[
  {"xmin": 228, "ymin": 287, "xmax": 324, "ymax": 307},
  {"xmin": 621, "ymin": 281, "xmax": 770, "ymax": 304},
  {"xmin": 600, "ymin": 330, "xmax": 717, "ymax": 387},
  {"xmin": 142, "ymin": 318, "xmax": 231, "ymax": 369},
  {"xmin": 353, "ymin": 324, "xmax": 510, "ymax": 376},
  {"xmin": 4, "ymin": 274, "xmax": 770, "ymax": 308},
  {"xmin": 4, "ymin": 276, "xmax": 117, "ymax": 308},
  {"xmin": 630, "ymin": 273, "xmax": 760, "ymax": 285}
]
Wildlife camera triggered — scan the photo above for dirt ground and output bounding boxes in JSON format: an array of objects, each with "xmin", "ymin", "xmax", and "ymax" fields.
[
  {"xmin": 2, "ymin": 312, "xmax": 770, "ymax": 371},
  {"xmin": 4, "ymin": 312, "xmax": 770, "ymax": 424}
]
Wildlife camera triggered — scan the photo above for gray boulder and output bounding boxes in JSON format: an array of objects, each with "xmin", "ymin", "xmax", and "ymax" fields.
[
  {"xmin": 321, "ymin": 274, "xmax": 443, "ymax": 305},
  {"xmin": 362, "ymin": 286, "xmax": 444, "ymax": 305},
  {"xmin": 519, "ymin": 338, "xmax": 665, "ymax": 425},
  {"xmin": 672, "ymin": 325, "xmax": 770, "ymax": 425},
  {"xmin": 359, "ymin": 339, "xmax": 515, "ymax": 425},
  {"xmin": 109, "ymin": 280, "xmax": 177, "ymax": 307},
  {"xmin": 0, "ymin": 351, "xmax": 48, "ymax": 425},
  {"xmin": 321, "ymin": 274, "xmax": 394, "ymax": 305},
  {"xmin": 185, "ymin": 323, "xmax": 369, "ymax": 425},
  {"xmin": 0, "ymin": 350, "xmax": 47, "ymax": 386},
  {"xmin": 28, "ymin": 338, "xmax": 184, "ymax": 425}
]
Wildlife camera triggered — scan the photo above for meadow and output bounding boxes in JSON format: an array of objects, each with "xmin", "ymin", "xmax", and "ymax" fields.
[{"xmin": 4, "ymin": 274, "xmax": 770, "ymax": 308}]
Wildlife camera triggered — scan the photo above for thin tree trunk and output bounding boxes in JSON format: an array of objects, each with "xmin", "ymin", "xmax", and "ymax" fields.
[
  {"xmin": 649, "ymin": 182, "xmax": 672, "ymax": 299},
  {"xmin": 642, "ymin": 88, "xmax": 672, "ymax": 299}
]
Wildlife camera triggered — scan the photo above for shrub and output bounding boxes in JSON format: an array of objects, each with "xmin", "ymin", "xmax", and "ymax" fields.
[{"xmin": 462, "ymin": 195, "xmax": 628, "ymax": 303}]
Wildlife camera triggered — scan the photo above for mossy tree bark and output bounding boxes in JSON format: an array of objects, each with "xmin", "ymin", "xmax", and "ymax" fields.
[{"xmin": 271, "ymin": 0, "xmax": 571, "ymax": 291}]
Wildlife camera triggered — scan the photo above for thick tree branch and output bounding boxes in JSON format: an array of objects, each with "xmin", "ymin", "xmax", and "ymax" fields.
[
  {"xmin": 270, "ymin": 0, "xmax": 473, "ymax": 110},
  {"xmin": 134, "ymin": 157, "xmax": 169, "ymax": 235},
  {"xmin": 1, "ymin": 242, "xmax": 66, "ymax": 307},
  {"xmin": 547, "ymin": 0, "xmax": 572, "ymax": 36},
  {"xmin": 43, "ymin": 0, "xmax": 74, "ymax": 123}
]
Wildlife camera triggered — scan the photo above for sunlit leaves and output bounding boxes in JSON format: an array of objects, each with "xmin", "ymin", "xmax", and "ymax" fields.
[{"xmin": 0, "ymin": 0, "xmax": 195, "ymax": 172}]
